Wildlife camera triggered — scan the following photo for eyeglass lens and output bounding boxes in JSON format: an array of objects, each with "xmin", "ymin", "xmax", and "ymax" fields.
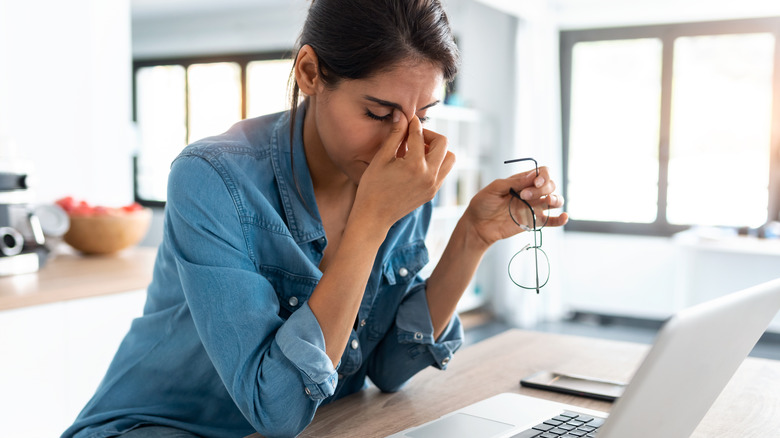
[{"xmin": 508, "ymin": 241, "xmax": 550, "ymax": 292}]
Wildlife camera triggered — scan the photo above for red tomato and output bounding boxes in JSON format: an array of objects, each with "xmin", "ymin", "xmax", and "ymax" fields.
[{"xmin": 56, "ymin": 196, "xmax": 145, "ymax": 216}]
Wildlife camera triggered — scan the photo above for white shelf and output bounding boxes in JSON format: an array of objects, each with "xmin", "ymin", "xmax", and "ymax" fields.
[{"xmin": 424, "ymin": 105, "xmax": 485, "ymax": 313}]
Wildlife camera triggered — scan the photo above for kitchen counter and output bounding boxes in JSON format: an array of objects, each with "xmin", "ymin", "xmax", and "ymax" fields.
[{"xmin": 0, "ymin": 245, "xmax": 156, "ymax": 311}]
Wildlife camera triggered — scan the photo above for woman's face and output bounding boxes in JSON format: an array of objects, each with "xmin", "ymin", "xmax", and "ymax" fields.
[{"xmin": 304, "ymin": 60, "xmax": 445, "ymax": 185}]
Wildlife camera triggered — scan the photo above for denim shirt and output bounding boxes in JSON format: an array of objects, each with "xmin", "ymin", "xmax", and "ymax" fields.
[{"xmin": 62, "ymin": 106, "xmax": 463, "ymax": 438}]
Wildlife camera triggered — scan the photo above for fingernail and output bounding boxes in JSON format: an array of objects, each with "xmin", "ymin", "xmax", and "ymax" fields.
[
  {"xmin": 521, "ymin": 190, "xmax": 531, "ymax": 200},
  {"xmin": 535, "ymin": 177, "xmax": 544, "ymax": 188},
  {"xmin": 393, "ymin": 109, "xmax": 401, "ymax": 123}
]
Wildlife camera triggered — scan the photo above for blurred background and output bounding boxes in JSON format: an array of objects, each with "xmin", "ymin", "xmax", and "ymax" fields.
[{"xmin": 2, "ymin": 0, "xmax": 780, "ymax": 436}]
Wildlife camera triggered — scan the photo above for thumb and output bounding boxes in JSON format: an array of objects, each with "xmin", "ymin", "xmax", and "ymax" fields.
[{"xmin": 375, "ymin": 109, "xmax": 409, "ymax": 161}]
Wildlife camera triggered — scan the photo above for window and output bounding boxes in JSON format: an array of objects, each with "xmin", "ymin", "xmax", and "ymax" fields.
[
  {"xmin": 133, "ymin": 52, "xmax": 293, "ymax": 205},
  {"xmin": 560, "ymin": 18, "xmax": 780, "ymax": 236}
]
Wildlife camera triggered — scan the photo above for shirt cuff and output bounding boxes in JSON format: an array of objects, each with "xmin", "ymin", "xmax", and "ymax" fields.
[
  {"xmin": 395, "ymin": 283, "xmax": 464, "ymax": 370},
  {"xmin": 275, "ymin": 302, "xmax": 339, "ymax": 400}
]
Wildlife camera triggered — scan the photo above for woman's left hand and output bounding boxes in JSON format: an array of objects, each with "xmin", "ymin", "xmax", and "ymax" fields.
[{"xmin": 462, "ymin": 166, "xmax": 568, "ymax": 249}]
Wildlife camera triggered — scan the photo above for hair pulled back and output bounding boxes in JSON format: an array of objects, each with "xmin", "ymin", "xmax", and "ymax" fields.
[{"xmin": 288, "ymin": 0, "xmax": 460, "ymax": 136}]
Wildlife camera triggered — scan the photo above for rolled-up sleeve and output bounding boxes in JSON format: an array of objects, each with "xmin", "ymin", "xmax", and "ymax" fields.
[
  {"xmin": 367, "ymin": 281, "xmax": 464, "ymax": 392},
  {"xmin": 275, "ymin": 302, "xmax": 338, "ymax": 399}
]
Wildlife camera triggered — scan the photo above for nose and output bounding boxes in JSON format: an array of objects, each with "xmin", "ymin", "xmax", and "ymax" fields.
[
  {"xmin": 406, "ymin": 108, "xmax": 419, "ymax": 123},
  {"xmin": 397, "ymin": 106, "xmax": 417, "ymax": 123}
]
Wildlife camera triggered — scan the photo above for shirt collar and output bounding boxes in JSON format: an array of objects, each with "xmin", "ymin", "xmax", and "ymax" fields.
[{"xmin": 270, "ymin": 102, "xmax": 326, "ymax": 244}]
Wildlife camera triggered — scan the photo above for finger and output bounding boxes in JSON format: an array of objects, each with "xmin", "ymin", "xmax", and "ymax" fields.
[
  {"xmin": 421, "ymin": 127, "xmax": 448, "ymax": 169},
  {"xmin": 520, "ymin": 170, "xmax": 556, "ymax": 200},
  {"xmin": 405, "ymin": 115, "xmax": 426, "ymax": 160},
  {"xmin": 520, "ymin": 181, "xmax": 556, "ymax": 201},
  {"xmin": 376, "ymin": 109, "xmax": 409, "ymax": 162},
  {"xmin": 436, "ymin": 150, "xmax": 456, "ymax": 182},
  {"xmin": 396, "ymin": 140, "xmax": 409, "ymax": 159},
  {"xmin": 527, "ymin": 192, "xmax": 564, "ymax": 210},
  {"xmin": 498, "ymin": 168, "xmax": 545, "ymax": 194},
  {"xmin": 542, "ymin": 212, "xmax": 569, "ymax": 228},
  {"xmin": 546, "ymin": 193, "xmax": 564, "ymax": 209}
]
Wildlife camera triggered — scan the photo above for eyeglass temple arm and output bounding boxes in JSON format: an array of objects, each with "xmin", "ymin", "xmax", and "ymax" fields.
[{"xmin": 503, "ymin": 157, "xmax": 539, "ymax": 177}]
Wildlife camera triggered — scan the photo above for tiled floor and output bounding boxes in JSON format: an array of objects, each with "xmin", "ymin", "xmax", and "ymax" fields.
[{"xmin": 462, "ymin": 310, "xmax": 780, "ymax": 361}]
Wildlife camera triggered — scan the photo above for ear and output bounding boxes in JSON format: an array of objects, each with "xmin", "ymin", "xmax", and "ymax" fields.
[{"xmin": 295, "ymin": 45, "xmax": 321, "ymax": 96}]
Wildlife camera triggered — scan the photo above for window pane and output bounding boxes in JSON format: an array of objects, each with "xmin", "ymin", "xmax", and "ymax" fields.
[
  {"xmin": 247, "ymin": 59, "xmax": 293, "ymax": 118},
  {"xmin": 668, "ymin": 33, "xmax": 773, "ymax": 227},
  {"xmin": 135, "ymin": 65, "xmax": 186, "ymax": 202},
  {"xmin": 187, "ymin": 62, "xmax": 242, "ymax": 143},
  {"xmin": 568, "ymin": 39, "xmax": 663, "ymax": 223}
]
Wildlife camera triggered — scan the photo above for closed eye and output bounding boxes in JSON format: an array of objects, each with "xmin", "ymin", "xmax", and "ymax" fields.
[
  {"xmin": 365, "ymin": 109, "xmax": 430, "ymax": 124},
  {"xmin": 365, "ymin": 110, "xmax": 393, "ymax": 122}
]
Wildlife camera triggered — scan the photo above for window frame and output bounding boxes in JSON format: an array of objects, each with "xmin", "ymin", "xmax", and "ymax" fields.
[
  {"xmin": 560, "ymin": 17, "xmax": 780, "ymax": 236},
  {"xmin": 131, "ymin": 50, "xmax": 293, "ymax": 207}
]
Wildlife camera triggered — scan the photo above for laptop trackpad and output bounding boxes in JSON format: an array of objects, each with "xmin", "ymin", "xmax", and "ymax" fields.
[{"xmin": 405, "ymin": 413, "xmax": 515, "ymax": 438}]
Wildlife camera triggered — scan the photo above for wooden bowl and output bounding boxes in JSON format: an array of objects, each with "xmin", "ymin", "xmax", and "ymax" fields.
[{"xmin": 63, "ymin": 208, "xmax": 152, "ymax": 255}]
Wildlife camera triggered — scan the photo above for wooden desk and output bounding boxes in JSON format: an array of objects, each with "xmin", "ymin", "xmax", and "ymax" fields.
[
  {"xmin": 0, "ymin": 246, "xmax": 156, "ymax": 311},
  {"xmin": 251, "ymin": 329, "xmax": 780, "ymax": 438}
]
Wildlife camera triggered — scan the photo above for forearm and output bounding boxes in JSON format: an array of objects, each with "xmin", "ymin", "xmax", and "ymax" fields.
[
  {"xmin": 425, "ymin": 216, "xmax": 491, "ymax": 339},
  {"xmin": 307, "ymin": 215, "xmax": 388, "ymax": 366}
]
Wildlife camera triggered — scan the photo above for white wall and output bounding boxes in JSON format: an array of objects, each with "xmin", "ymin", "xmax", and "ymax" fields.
[
  {"xmin": 553, "ymin": 0, "xmax": 780, "ymax": 29},
  {"xmin": 0, "ymin": 0, "xmax": 133, "ymax": 207},
  {"xmin": 132, "ymin": 2, "xmax": 308, "ymax": 59}
]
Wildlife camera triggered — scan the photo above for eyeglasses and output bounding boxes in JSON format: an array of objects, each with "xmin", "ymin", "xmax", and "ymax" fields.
[{"xmin": 504, "ymin": 158, "xmax": 550, "ymax": 294}]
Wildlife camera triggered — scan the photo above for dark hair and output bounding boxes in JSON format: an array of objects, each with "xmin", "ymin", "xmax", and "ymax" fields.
[{"xmin": 288, "ymin": 0, "xmax": 460, "ymax": 149}]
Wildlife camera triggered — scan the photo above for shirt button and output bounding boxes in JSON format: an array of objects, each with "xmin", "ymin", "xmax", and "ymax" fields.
[
  {"xmin": 359, "ymin": 319, "xmax": 366, "ymax": 327},
  {"xmin": 318, "ymin": 237, "xmax": 326, "ymax": 245},
  {"xmin": 350, "ymin": 339, "xmax": 359, "ymax": 350},
  {"xmin": 398, "ymin": 267, "xmax": 409, "ymax": 277},
  {"xmin": 414, "ymin": 331, "xmax": 423, "ymax": 341},
  {"xmin": 441, "ymin": 357, "xmax": 450, "ymax": 366},
  {"xmin": 288, "ymin": 296, "xmax": 299, "ymax": 307},
  {"xmin": 304, "ymin": 387, "xmax": 311, "ymax": 395}
]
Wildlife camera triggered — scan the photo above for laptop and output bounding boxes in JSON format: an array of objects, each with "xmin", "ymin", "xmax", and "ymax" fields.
[{"xmin": 388, "ymin": 277, "xmax": 780, "ymax": 438}]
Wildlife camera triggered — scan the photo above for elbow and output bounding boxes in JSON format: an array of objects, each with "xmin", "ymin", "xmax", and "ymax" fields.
[
  {"xmin": 376, "ymin": 381, "xmax": 408, "ymax": 393},
  {"xmin": 248, "ymin": 408, "xmax": 314, "ymax": 438},
  {"xmin": 253, "ymin": 420, "xmax": 309, "ymax": 438},
  {"xmin": 369, "ymin": 373, "xmax": 411, "ymax": 394},
  {"xmin": 241, "ymin": 392, "xmax": 318, "ymax": 438}
]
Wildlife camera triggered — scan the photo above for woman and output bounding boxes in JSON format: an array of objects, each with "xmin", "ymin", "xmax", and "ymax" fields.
[{"xmin": 63, "ymin": 1, "xmax": 566, "ymax": 437}]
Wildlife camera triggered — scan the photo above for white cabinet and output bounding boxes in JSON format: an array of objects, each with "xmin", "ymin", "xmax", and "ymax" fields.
[
  {"xmin": 0, "ymin": 290, "xmax": 146, "ymax": 438},
  {"xmin": 561, "ymin": 230, "xmax": 780, "ymax": 334},
  {"xmin": 673, "ymin": 231, "xmax": 780, "ymax": 333}
]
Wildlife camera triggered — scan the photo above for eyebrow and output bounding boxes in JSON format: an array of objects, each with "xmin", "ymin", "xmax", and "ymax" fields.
[{"xmin": 363, "ymin": 95, "xmax": 440, "ymax": 114}]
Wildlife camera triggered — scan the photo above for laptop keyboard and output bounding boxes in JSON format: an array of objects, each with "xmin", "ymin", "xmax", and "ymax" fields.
[{"xmin": 510, "ymin": 411, "xmax": 605, "ymax": 438}]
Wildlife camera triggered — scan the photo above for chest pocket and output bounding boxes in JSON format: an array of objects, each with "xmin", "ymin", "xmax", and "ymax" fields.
[
  {"xmin": 364, "ymin": 240, "xmax": 429, "ymax": 342},
  {"xmin": 381, "ymin": 240, "xmax": 429, "ymax": 286},
  {"xmin": 259, "ymin": 265, "xmax": 319, "ymax": 318}
]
